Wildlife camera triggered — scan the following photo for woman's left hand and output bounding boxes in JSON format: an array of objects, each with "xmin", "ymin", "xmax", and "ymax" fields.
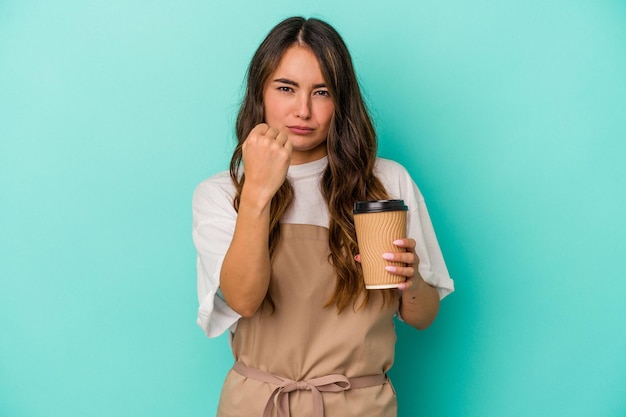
[
  {"xmin": 386, "ymin": 238, "xmax": 440, "ymax": 329},
  {"xmin": 355, "ymin": 238, "xmax": 439, "ymax": 329},
  {"xmin": 354, "ymin": 238, "xmax": 420, "ymax": 290},
  {"xmin": 380, "ymin": 238, "xmax": 419, "ymax": 291}
]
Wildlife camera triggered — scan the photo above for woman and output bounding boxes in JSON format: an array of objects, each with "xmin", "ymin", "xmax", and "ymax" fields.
[{"xmin": 193, "ymin": 16, "xmax": 454, "ymax": 417}]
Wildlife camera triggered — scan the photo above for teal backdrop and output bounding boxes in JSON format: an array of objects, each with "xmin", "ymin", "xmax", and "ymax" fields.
[{"xmin": 1, "ymin": 1, "xmax": 625, "ymax": 416}]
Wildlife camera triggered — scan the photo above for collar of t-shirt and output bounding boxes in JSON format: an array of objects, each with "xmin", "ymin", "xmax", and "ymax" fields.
[{"xmin": 286, "ymin": 156, "xmax": 328, "ymax": 181}]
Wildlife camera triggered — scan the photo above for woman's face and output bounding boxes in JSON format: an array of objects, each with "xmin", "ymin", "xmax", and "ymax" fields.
[{"xmin": 263, "ymin": 45, "xmax": 335, "ymax": 165}]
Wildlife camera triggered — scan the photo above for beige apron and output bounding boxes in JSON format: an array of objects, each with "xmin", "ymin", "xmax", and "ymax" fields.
[{"xmin": 217, "ymin": 224, "xmax": 399, "ymax": 417}]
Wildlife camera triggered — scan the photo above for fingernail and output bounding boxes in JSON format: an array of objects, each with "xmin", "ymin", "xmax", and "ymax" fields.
[
  {"xmin": 393, "ymin": 239, "xmax": 404, "ymax": 245},
  {"xmin": 382, "ymin": 253, "xmax": 394, "ymax": 260},
  {"xmin": 385, "ymin": 265, "xmax": 397, "ymax": 272}
]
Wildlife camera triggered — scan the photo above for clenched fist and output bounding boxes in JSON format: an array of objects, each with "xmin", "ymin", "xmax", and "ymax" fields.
[{"xmin": 241, "ymin": 123, "xmax": 293, "ymax": 206}]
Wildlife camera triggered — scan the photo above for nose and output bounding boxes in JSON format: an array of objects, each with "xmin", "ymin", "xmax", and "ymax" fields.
[{"xmin": 295, "ymin": 93, "xmax": 311, "ymax": 119}]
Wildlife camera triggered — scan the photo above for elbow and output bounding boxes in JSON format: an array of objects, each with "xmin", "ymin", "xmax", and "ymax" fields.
[
  {"xmin": 400, "ymin": 296, "xmax": 440, "ymax": 330},
  {"xmin": 410, "ymin": 315, "xmax": 437, "ymax": 331},
  {"xmin": 400, "ymin": 313, "xmax": 437, "ymax": 330},
  {"xmin": 401, "ymin": 279, "xmax": 441, "ymax": 330},
  {"xmin": 223, "ymin": 294, "xmax": 263, "ymax": 318},
  {"xmin": 236, "ymin": 305, "xmax": 261, "ymax": 318},
  {"xmin": 219, "ymin": 269, "xmax": 269, "ymax": 318}
]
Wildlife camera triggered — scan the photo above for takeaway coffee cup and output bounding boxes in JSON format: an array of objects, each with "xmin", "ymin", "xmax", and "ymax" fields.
[{"xmin": 353, "ymin": 200, "xmax": 408, "ymax": 289}]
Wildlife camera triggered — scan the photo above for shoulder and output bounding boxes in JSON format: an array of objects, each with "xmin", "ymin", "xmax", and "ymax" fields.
[
  {"xmin": 374, "ymin": 157, "xmax": 407, "ymax": 173},
  {"xmin": 374, "ymin": 158, "xmax": 424, "ymax": 203},
  {"xmin": 193, "ymin": 170, "xmax": 234, "ymax": 197},
  {"xmin": 374, "ymin": 157, "xmax": 415, "ymax": 184},
  {"xmin": 192, "ymin": 170, "xmax": 236, "ymax": 215}
]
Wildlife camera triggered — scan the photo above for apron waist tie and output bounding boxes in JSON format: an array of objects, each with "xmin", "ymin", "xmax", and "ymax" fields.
[{"xmin": 232, "ymin": 361, "xmax": 388, "ymax": 417}]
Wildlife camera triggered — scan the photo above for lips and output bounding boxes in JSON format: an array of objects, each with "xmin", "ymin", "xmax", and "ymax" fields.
[{"xmin": 287, "ymin": 125, "xmax": 315, "ymax": 135}]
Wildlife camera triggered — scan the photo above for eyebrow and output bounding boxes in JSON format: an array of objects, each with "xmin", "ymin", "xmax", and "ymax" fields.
[{"xmin": 273, "ymin": 78, "xmax": 327, "ymax": 89}]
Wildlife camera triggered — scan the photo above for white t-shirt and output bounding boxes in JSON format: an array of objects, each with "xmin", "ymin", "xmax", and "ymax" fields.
[{"xmin": 192, "ymin": 156, "xmax": 454, "ymax": 338}]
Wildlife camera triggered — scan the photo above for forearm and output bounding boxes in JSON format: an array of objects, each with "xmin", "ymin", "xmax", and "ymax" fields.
[
  {"xmin": 220, "ymin": 191, "xmax": 272, "ymax": 317},
  {"xmin": 217, "ymin": 124, "xmax": 293, "ymax": 317},
  {"xmin": 399, "ymin": 275, "xmax": 440, "ymax": 330}
]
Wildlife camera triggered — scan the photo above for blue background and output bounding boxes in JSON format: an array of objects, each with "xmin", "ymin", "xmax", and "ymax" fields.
[{"xmin": 1, "ymin": 1, "xmax": 625, "ymax": 416}]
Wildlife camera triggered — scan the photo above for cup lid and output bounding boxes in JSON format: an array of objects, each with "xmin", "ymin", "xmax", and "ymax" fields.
[{"xmin": 353, "ymin": 199, "xmax": 408, "ymax": 214}]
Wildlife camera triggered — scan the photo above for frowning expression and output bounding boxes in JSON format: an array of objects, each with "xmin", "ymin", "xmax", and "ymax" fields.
[{"xmin": 263, "ymin": 45, "xmax": 335, "ymax": 165}]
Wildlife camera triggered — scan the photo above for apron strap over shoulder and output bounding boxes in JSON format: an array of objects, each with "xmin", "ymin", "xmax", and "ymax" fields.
[{"xmin": 232, "ymin": 362, "xmax": 388, "ymax": 417}]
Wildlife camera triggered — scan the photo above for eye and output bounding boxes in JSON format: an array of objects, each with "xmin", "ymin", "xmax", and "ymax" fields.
[
  {"xmin": 278, "ymin": 86, "xmax": 294, "ymax": 93},
  {"xmin": 314, "ymin": 90, "xmax": 330, "ymax": 97}
]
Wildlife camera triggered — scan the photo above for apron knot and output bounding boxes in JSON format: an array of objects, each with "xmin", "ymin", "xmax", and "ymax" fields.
[
  {"xmin": 294, "ymin": 381, "xmax": 311, "ymax": 391},
  {"xmin": 232, "ymin": 362, "xmax": 387, "ymax": 417}
]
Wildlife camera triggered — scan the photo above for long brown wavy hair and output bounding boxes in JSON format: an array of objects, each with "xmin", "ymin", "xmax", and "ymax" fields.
[{"xmin": 230, "ymin": 17, "xmax": 392, "ymax": 312}]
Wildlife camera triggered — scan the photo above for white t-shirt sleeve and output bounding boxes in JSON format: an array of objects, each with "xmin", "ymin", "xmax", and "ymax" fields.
[
  {"xmin": 192, "ymin": 173, "xmax": 241, "ymax": 338},
  {"xmin": 409, "ymin": 192, "xmax": 455, "ymax": 299},
  {"xmin": 375, "ymin": 158, "xmax": 455, "ymax": 299}
]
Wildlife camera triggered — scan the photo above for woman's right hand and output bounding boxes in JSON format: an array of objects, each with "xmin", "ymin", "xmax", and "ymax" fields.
[{"xmin": 241, "ymin": 123, "xmax": 293, "ymax": 205}]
